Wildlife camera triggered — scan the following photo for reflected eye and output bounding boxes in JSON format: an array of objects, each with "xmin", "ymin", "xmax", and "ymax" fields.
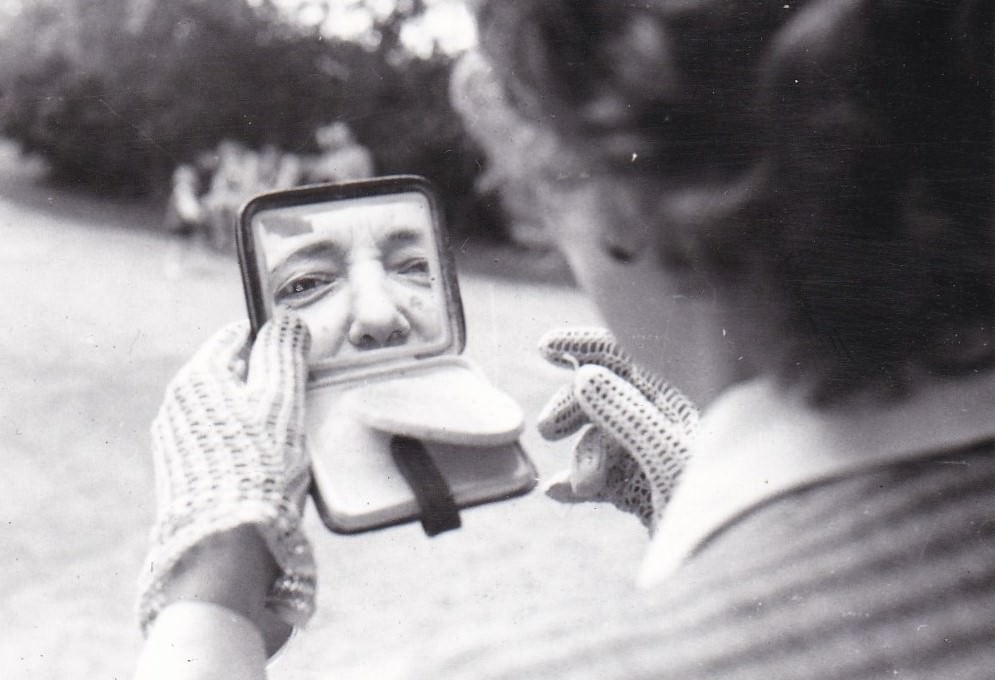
[
  {"xmin": 392, "ymin": 257, "xmax": 431, "ymax": 285},
  {"xmin": 275, "ymin": 273, "xmax": 339, "ymax": 308}
]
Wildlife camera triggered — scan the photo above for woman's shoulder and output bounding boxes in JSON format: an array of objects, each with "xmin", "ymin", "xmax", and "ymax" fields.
[{"xmin": 413, "ymin": 444, "xmax": 995, "ymax": 679}]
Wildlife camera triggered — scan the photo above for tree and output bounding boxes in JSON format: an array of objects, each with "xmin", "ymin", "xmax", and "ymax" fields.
[{"xmin": 0, "ymin": 0, "xmax": 488, "ymax": 234}]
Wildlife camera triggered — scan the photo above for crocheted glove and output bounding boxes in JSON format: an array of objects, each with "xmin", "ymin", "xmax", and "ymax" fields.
[
  {"xmin": 537, "ymin": 328, "xmax": 698, "ymax": 532},
  {"xmin": 137, "ymin": 313, "xmax": 316, "ymax": 633}
]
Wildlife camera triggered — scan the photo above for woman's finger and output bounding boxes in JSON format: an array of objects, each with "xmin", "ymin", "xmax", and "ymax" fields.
[
  {"xmin": 538, "ymin": 327, "xmax": 631, "ymax": 373},
  {"xmin": 246, "ymin": 312, "xmax": 311, "ymax": 435},
  {"xmin": 536, "ymin": 383, "xmax": 587, "ymax": 440},
  {"xmin": 573, "ymin": 365, "xmax": 692, "ymax": 508},
  {"xmin": 539, "ymin": 328, "xmax": 697, "ymax": 432},
  {"xmin": 568, "ymin": 427, "xmax": 613, "ymax": 497},
  {"xmin": 170, "ymin": 320, "xmax": 251, "ymax": 391}
]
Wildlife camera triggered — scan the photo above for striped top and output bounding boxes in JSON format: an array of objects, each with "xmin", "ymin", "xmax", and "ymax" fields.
[
  {"xmin": 409, "ymin": 372, "xmax": 995, "ymax": 679},
  {"xmin": 415, "ymin": 442, "xmax": 995, "ymax": 679}
]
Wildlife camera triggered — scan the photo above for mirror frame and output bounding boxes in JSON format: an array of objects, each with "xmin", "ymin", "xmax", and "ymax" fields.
[{"xmin": 237, "ymin": 175, "xmax": 466, "ymax": 367}]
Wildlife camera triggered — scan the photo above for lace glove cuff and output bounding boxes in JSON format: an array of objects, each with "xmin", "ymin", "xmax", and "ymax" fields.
[
  {"xmin": 537, "ymin": 328, "xmax": 698, "ymax": 533},
  {"xmin": 137, "ymin": 314, "xmax": 316, "ymax": 633}
]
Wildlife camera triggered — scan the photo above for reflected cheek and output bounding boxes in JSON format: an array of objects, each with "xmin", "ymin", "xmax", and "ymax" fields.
[
  {"xmin": 547, "ymin": 212, "xmax": 679, "ymax": 376},
  {"xmin": 392, "ymin": 285, "xmax": 441, "ymax": 341},
  {"xmin": 292, "ymin": 294, "xmax": 352, "ymax": 361}
]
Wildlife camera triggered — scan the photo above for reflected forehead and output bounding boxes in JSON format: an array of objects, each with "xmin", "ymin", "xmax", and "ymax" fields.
[
  {"xmin": 260, "ymin": 196, "xmax": 432, "ymax": 272},
  {"xmin": 309, "ymin": 198, "xmax": 431, "ymax": 245}
]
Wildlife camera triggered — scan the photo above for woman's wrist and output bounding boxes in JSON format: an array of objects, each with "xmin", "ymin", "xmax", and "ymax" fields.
[
  {"xmin": 160, "ymin": 525, "xmax": 293, "ymax": 654},
  {"xmin": 137, "ymin": 601, "xmax": 269, "ymax": 680}
]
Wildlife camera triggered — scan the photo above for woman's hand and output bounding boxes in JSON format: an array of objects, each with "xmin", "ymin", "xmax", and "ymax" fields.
[
  {"xmin": 537, "ymin": 328, "xmax": 698, "ymax": 532},
  {"xmin": 137, "ymin": 312, "xmax": 316, "ymax": 645}
]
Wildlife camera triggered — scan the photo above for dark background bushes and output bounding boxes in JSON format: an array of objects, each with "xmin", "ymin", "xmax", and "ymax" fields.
[{"xmin": 0, "ymin": 0, "xmax": 503, "ymax": 239}]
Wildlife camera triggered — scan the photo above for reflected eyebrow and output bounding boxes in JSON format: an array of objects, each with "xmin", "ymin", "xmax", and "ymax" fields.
[
  {"xmin": 378, "ymin": 227, "xmax": 424, "ymax": 249},
  {"xmin": 270, "ymin": 241, "xmax": 345, "ymax": 279}
]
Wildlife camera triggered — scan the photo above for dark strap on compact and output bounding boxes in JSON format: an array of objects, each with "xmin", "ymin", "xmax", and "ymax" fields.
[{"xmin": 390, "ymin": 435, "xmax": 462, "ymax": 536}]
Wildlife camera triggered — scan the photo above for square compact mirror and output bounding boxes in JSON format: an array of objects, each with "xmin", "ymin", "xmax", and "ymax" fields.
[{"xmin": 238, "ymin": 176, "xmax": 536, "ymax": 535}]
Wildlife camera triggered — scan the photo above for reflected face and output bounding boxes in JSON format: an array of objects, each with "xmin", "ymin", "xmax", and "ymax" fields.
[{"xmin": 259, "ymin": 197, "xmax": 443, "ymax": 362}]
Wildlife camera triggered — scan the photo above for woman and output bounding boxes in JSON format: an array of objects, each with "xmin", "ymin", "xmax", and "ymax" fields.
[{"xmin": 136, "ymin": 1, "xmax": 995, "ymax": 678}]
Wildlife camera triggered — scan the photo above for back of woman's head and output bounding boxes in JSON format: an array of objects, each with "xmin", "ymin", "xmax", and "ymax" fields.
[{"xmin": 473, "ymin": 0, "xmax": 994, "ymax": 404}]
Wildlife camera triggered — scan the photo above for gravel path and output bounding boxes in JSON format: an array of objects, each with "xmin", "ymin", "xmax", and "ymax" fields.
[{"xmin": 0, "ymin": 147, "xmax": 647, "ymax": 679}]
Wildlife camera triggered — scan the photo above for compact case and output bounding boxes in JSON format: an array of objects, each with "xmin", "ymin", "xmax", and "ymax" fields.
[{"xmin": 238, "ymin": 176, "xmax": 536, "ymax": 535}]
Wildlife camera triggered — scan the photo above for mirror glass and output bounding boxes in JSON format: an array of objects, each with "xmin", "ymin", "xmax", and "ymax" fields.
[{"xmin": 245, "ymin": 184, "xmax": 458, "ymax": 376}]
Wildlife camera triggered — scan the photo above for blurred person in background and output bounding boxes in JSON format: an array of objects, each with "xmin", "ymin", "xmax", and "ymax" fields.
[
  {"xmin": 163, "ymin": 140, "xmax": 253, "ymax": 253},
  {"xmin": 449, "ymin": 49, "xmax": 556, "ymax": 250},
  {"xmin": 301, "ymin": 122, "xmax": 375, "ymax": 185},
  {"xmin": 135, "ymin": 1, "xmax": 995, "ymax": 678},
  {"xmin": 163, "ymin": 140, "xmax": 311, "ymax": 276}
]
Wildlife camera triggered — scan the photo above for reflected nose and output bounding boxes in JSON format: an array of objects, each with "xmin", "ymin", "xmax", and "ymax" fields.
[{"xmin": 347, "ymin": 265, "xmax": 411, "ymax": 350}]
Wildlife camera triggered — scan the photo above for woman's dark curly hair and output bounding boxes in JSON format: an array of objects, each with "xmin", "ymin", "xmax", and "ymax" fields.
[{"xmin": 473, "ymin": 0, "xmax": 994, "ymax": 403}]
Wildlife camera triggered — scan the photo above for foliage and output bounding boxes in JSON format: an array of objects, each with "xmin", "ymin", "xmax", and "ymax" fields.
[{"xmin": 0, "ymin": 0, "xmax": 495, "ymax": 239}]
